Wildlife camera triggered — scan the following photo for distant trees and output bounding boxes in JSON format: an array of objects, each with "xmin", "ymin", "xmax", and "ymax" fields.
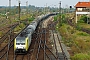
[{"xmin": 54, "ymin": 14, "xmax": 66, "ymax": 27}]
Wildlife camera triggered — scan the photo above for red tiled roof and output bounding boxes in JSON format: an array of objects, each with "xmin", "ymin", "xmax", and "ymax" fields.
[{"xmin": 75, "ymin": 2, "xmax": 90, "ymax": 8}]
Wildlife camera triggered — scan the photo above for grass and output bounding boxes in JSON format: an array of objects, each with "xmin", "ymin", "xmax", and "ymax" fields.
[
  {"xmin": 58, "ymin": 23, "xmax": 90, "ymax": 60},
  {"xmin": 14, "ymin": 23, "xmax": 25, "ymax": 33},
  {"xmin": 77, "ymin": 32, "xmax": 90, "ymax": 36},
  {"xmin": 0, "ymin": 13, "xmax": 34, "ymax": 36},
  {"xmin": 0, "ymin": 31, "xmax": 3, "ymax": 37},
  {"xmin": 71, "ymin": 53, "xmax": 90, "ymax": 60},
  {"xmin": 79, "ymin": 23, "xmax": 90, "ymax": 30},
  {"xmin": 55, "ymin": 13, "xmax": 90, "ymax": 60}
]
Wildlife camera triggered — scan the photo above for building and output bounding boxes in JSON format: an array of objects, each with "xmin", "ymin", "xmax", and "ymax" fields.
[{"xmin": 75, "ymin": 2, "xmax": 90, "ymax": 23}]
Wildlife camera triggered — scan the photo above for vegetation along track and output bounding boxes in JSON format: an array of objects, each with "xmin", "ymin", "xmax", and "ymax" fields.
[
  {"xmin": 67, "ymin": 18, "xmax": 90, "ymax": 34},
  {"xmin": 0, "ymin": 16, "xmax": 67, "ymax": 60},
  {"xmin": 0, "ymin": 19, "xmax": 29, "ymax": 52}
]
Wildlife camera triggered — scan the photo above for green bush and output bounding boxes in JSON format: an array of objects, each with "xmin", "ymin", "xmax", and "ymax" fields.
[
  {"xmin": 28, "ymin": 17, "xmax": 35, "ymax": 21},
  {"xmin": 77, "ymin": 32, "xmax": 89, "ymax": 36},
  {"xmin": 80, "ymin": 15, "xmax": 87, "ymax": 23},
  {"xmin": 0, "ymin": 32, "xmax": 3, "ymax": 37},
  {"xmin": 78, "ymin": 19, "xmax": 85, "ymax": 23},
  {"xmin": 54, "ymin": 16, "xmax": 57, "ymax": 21},
  {"xmin": 76, "ymin": 24, "xmax": 82, "ymax": 31},
  {"xmin": 61, "ymin": 14, "xmax": 66, "ymax": 23},
  {"xmin": 71, "ymin": 53, "xmax": 90, "ymax": 60},
  {"xmin": 19, "ymin": 23, "xmax": 25, "ymax": 28}
]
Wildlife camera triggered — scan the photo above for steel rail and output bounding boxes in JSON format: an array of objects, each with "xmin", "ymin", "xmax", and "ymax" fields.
[
  {"xmin": 54, "ymin": 21, "xmax": 68, "ymax": 60},
  {"xmin": 14, "ymin": 54, "xmax": 18, "ymax": 60},
  {"xmin": 21, "ymin": 55, "xmax": 25, "ymax": 60},
  {"xmin": 30, "ymin": 33, "xmax": 39, "ymax": 60},
  {"xmin": 0, "ymin": 52, "xmax": 7, "ymax": 59},
  {"xmin": 36, "ymin": 29, "xmax": 42, "ymax": 60},
  {"xmin": 57, "ymin": 32, "xmax": 68, "ymax": 60},
  {"xmin": 0, "ymin": 23, "xmax": 19, "ymax": 40},
  {"xmin": 45, "ymin": 44, "xmax": 57, "ymax": 59},
  {"xmin": 45, "ymin": 52, "xmax": 51, "ymax": 60},
  {"xmin": 0, "ymin": 44, "xmax": 8, "ymax": 52},
  {"xmin": 52, "ymin": 30, "xmax": 58, "ymax": 59},
  {"xmin": 44, "ymin": 29, "xmax": 46, "ymax": 60}
]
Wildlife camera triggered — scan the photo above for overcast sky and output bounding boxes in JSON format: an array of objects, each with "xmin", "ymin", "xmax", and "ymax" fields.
[{"xmin": 0, "ymin": 0, "xmax": 90, "ymax": 7}]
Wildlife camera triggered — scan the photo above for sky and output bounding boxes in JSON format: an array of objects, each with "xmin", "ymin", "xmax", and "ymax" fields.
[{"xmin": 0, "ymin": 0, "xmax": 90, "ymax": 8}]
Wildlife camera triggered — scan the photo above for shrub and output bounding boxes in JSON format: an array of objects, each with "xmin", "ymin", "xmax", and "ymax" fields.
[
  {"xmin": 80, "ymin": 15, "xmax": 87, "ymax": 23},
  {"xmin": 78, "ymin": 19, "xmax": 85, "ymax": 23},
  {"xmin": 28, "ymin": 17, "xmax": 35, "ymax": 21},
  {"xmin": 19, "ymin": 23, "xmax": 25, "ymax": 28},
  {"xmin": 0, "ymin": 32, "xmax": 3, "ymax": 37},
  {"xmin": 76, "ymin": 24, "xmax": 82, "ymax": 31},
  {"xmin": 77, "ymin": 32, "xmax": 89, "ymax": 36},
  {"xmin": 71, "ymin": 53, "xmax": 90, "ymax": 60},
  {"xmin": 54, "ymin": 16, "xmax": 57, "ymax": 21}
]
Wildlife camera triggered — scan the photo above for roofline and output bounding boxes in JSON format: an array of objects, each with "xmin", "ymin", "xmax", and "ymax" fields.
[{"xmin": 75, "ymin": 1, "xmax": 90, "ymax": 8}]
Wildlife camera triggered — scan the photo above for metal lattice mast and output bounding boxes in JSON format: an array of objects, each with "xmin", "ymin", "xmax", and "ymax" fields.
[
  {"xmin": 9, "ymin": 0, "xmax": 11, "ymax": 10},
  {"xmin": 26, "ymin": 1, "xmax": 28, "ymax": 14},
  {"xmin": 59, "ymin": 1, "xmax": 62, "ymax": 26}
]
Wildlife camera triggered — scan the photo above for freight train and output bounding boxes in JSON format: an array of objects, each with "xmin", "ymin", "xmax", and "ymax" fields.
[{"xmin": 14, "ymin": 13, "xmax": 57, "ymax": 54}]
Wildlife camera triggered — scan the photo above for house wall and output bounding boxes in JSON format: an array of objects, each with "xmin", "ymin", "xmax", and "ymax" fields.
[{"xmin": 75, "ymin": 7, "xmax": 90, "ymax": 23}]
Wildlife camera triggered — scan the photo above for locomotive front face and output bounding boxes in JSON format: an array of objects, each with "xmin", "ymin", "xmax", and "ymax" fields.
[{"xmin": 14, "ymin": 37, "xmax": 26, "ymax": 53}]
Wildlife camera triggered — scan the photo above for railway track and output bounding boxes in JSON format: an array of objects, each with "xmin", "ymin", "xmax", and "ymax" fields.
[
  {"xmin": 0, "ymin": 23, "xmax": 18, "ymax": 40},
  {"xmin": 48, "ymin": 21, "xmax": 67, "ymax": 60},
  {"xmin": 0, "ymin": 16, "xmax": 67, "ymax": 60},
  {"xmin": 0, "ymin": 23, "xmax": 19, "ymax": 59},
  {"xmin": 0, "ymin": 19, "xmax": 29, "ymax": 52},
  {"xmin": 29, "ymin": 16, "xmax": 67, "ymax": 60},
  {"xmin": 0, "ymin": 24, "xmax": 29, "ymax": 60},
  {"xmin": 0, "ymin": 19, "xmax": 29, "ymax": 38},
  {"xmin": 30, "ymin": 22, "xmax": 58, "ymax": 60},
  {"xmin": 67, "ymin": 18, "xmax": 90, "ymax": 34}
]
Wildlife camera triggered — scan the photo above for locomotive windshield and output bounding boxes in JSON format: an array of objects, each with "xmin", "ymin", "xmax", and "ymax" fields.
[{"xmin": 16, "ymin": 37, "xmax": 25, "ymax": 45}]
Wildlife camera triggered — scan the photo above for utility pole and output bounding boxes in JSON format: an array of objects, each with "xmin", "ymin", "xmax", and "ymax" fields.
[
  {"xmin": 5, "ymin": 6, "xmax": 8, "ymax": 19},
  {"xmin": 18, "ymin": 0, "xmax": 21, "ymax": 24},
  {"xmin": 44, "ymin": 5, "xmax": 46, "ymax": 15},
  {"xmin": 54, "ymin": 5, "xmax": 56, "ymax": 12},
  {"xmin": 9, "ymin": 0, "xmax": 11, "ymax": 11},
  {"xmin": 7, "ymin": 0, "xmax": 11, "ymax": 59},
  {"xmin": 46, "ymin": 3, "xmax": 47, "ymax": 13},
  {"xmin": 59, "ymin": 1, "xmax": 62, "ymax": 26},
  {"xmin": 26, "ymin": 1, "xmax": 28, "ymax": 24},
  {"xmin": 9, "ymin": 0, "xmax": 11, "ymax": 22},
  {"xmin": 59, "ymin": 1, "xmax": 61, "ymax": 14},
  {"xmin": 26, "ymin": 1, "xmax": 28, "ymax": 14},
  {"xmin": 45, "ymin": 3, "xmax": 47, "ymax": 14}
]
